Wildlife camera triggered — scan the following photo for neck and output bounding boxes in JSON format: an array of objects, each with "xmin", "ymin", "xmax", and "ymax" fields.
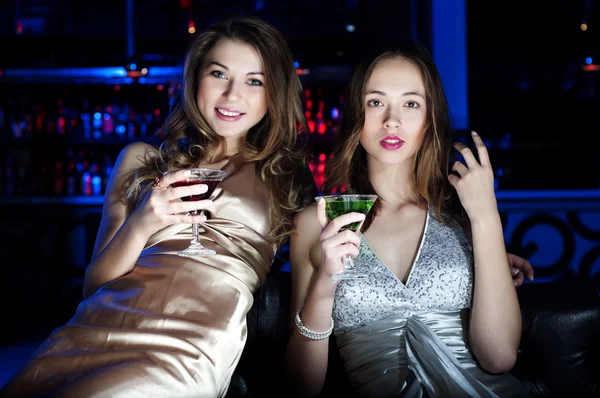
[
  {"xmin": 218, "ymin": 133, "xmax": 246, "ymax": 158},
  {"xmin": 367, "ymin": 156, "xmax": 418, "ymax": 211}
]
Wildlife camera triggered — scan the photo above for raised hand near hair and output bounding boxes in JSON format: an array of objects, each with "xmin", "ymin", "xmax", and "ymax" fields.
[
  {"xmin": 315, "ymin": 197, "xmax": 364, "ymax": 279},
  {"xmin": 448, "ymin": 131, "xmax": 499, "ymax": 222},
  {"xmin": 128, "ymin": 169, "xmax": 212, "ymax": 239}
]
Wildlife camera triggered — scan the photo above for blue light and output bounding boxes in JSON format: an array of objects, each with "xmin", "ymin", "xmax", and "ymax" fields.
[
  {"xmin": 586, "ymin": 57, "xmax": 593, "ymax": 65},
  {"xmin": 432, "ymin": 0, "xmax": 468, "ymax": 130},
  {"xmin": 147, "ymin": 66, "xmax": 182, "ymax": 77},
  {"xmin": 331, "ymin": 107, "xmax": 339, "ymax": 119},
  {"xmin": 129, "ymin": 63, "xmax": 137, "ymax": 71},
  {"xmin": 346, "ymin": 24, "xmax": 356, "ymax": 32},
  {"xmin": 294, "ymin": 61, "xmax": 299, "ymax": 68},
  {"xmin": 92, "ymin": 176, "xmax": 102, "ymax": 196},
  {"xmin": 499, "ymin": 133, "xmax": 512, "ymax": 149},
  {"xmin": 3, "ymin": 67, "xmax": 127, "ymax": 78},
  {"xmin": 93, "ymin": 112, "xmax": 102, "ymax": 120}
]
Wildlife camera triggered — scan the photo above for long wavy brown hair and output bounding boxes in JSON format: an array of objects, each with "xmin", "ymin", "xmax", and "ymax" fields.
[
  {"xmin": 125, "ymin": 15, "xmax": 312, "ymax": 248},
  {"xmin": 323, "ymin": 42, "xmax": 459, "ymax": 231}
]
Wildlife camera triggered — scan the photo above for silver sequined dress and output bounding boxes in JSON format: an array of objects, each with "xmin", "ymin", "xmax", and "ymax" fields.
[{"xmin": 332, "ymin": 209, "xmax": 530, "ymax": 397}]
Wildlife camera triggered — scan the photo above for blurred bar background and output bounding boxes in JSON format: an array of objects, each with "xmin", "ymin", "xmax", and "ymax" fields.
[{"xmin": 0, "ymin": 0, "xmax": 599, "ymax": 384}]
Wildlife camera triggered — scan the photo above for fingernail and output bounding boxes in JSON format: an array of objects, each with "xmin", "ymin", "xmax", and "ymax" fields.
[
  {"xmin": 529, "ymin": 275, "xmax": 534, "ymax": 281},
  {"xmin": 514, "ymin": 281, "xmax": 519, "ymax": 287},
  {"xmin": 471, "ymin": 131, "xmax": 478, "ymax": 136},
  {"xmin": 183, "ymin": 169, "xmax": 191, "ymax": 175}
]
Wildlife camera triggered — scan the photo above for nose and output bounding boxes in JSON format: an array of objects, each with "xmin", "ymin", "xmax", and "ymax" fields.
[
  {"xmin": 383, "ymin": 109, "xmax": 401, "ymax": 131},
  {"xmin": 223, "ymin": 79, "xmax": 242, "ymax": 101}
]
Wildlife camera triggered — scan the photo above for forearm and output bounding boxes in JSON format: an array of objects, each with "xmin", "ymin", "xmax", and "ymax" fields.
[
  {"xmin": 286, "ymin": 276, "xmax": 338, "ymax": 397},
  {"xmin": 83, "ymin": 220, "xmax": 149, "ymax": 298},
  {"xmin": 469, "ymin": 214, "xmax": 521, "ymax": 373}
]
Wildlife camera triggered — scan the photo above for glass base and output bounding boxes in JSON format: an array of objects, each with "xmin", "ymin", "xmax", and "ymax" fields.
[
  {"xmin": 177, "ymin": 243, "xmax": 216, "ymax": 257},
  {"xmin": 331, "ymin": 270, "xmax": 368, "ymax": 280}
]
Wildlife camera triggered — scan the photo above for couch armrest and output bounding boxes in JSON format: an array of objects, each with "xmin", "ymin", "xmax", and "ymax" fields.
[{"xmin": 512, "ymin": 275, "xmax": 600, "ymax": 397}]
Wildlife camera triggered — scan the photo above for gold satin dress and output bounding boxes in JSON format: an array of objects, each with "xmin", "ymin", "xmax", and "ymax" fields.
[{"xmin": 1, "ymin": 156, "xmax": 274, "ymax": 398}]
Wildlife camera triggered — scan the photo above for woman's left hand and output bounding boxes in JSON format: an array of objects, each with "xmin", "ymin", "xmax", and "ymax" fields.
[
  {"xmin": 448, "ymin": 131, "xmax": 498, "ymax": 222},
  {"xmin": 508, "ymin": 253, "xmax": 535, "ymax": 287}
]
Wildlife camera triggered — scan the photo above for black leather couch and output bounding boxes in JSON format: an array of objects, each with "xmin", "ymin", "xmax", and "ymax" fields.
[{"xmin": 227, "ymin": 265, "xmax": 600, "ymax": 397}]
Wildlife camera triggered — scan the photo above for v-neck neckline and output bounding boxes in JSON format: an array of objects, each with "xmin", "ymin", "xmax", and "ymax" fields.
[{"xmin": 360, "ymin": 208, "xmax": 430, "ymax": 287}]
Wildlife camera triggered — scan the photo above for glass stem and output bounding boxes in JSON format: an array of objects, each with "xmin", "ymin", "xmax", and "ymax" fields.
[
  {"xmin": 191, "ymin": 210, "xmax": 202, "ymax": 245},
  {"xmin": 343, "ymin": 254, "xmax": 355, "ymax": 271}
]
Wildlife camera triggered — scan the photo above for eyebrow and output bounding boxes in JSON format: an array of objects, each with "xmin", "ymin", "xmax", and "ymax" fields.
[
  {"xmin": 366, "ymin": 89, "xmax": 425, "ymax": 99},
  {"xmin": 207, "ymin": 61, "xmax": 264, "ymax": 76}
]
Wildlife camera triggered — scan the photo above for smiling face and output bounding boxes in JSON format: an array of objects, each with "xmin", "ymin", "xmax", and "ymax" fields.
[
  {"xmin": 359, "ymin": 57, "xmax": 427, "ymax": 168},
  {"xmin": 196, "ymin": 38, "xmax": 268, "ymax": 151}
]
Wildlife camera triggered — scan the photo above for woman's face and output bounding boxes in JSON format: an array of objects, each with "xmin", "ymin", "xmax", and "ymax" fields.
[
  {"xmin": 359, "ymin": 57, "xmax": 427, "ymax": 168},
  {"xmin": 196, "ymin": 38, "xmax": 268, "ymax": 149}
]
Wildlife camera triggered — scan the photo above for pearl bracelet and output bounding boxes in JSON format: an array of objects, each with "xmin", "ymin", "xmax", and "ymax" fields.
[{"xmin": 295, "ymin": 308, "xmax": 334, "ymax": 340}]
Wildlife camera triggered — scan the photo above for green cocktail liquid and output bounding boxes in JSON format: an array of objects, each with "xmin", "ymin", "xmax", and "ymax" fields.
[{"xmin": 325, "ymin": 200, "xmax": 375, "ymax": 231}]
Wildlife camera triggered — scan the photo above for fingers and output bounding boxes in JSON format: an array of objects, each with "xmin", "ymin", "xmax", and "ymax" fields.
[
  {"xmin": 159, "ymin": 169, "xmax": 191, "ymax": 188},
  {"xmin": 520, "ymin": 260, "xmax": 535, "ymax": 281},
  {"xmin": 316, "ymin": 197, "xmax": 329, "ymax": 229},
  {"xmin": 470, "ymin": 131, "xmax": 491, "ymax": 167},
  {"xmin": 325, "ymin": 244, "xmax": 360, "ymax": 263},
  {"xmin": 322, "ymin": 229, "xmax": 361, "ymax": 251},
  {"xmin": 452, "ymin": 131, "xmax": 492, "ymax": 169},
  {"xmin": 321, "ymin": 212, "xmax": 366, "ymax": 241},
  {"xmin": 448, "ymin": 173, "xmax": 459, "ymax": 188},
  {"xmin": 170, "ymin": 212, "xmax": 208, "ymax": 225},
  {"xmin": 170, "ymin": 199, "xmax": 213, "ymax": 215},
  {"xmin": 451, "ymin": 161, "xmax": 469, "ymax": 177},
  {"xmin": 453, "ymin": 142, "xmax": 479, "ymax": 168},
  {"xmin": 511, "ymin": 266, "xmax": 524, "ymax": 287},
  {"xmin": 508, "ymin": 253, "xmax": 535, "ymax": 282},
  {"xmin": 525, "ymin": 266, "xmax": 535, "ymax": 281},
  {"xmin": 167, "ymin": 183, "xmax": 209, "ymax": 201}
]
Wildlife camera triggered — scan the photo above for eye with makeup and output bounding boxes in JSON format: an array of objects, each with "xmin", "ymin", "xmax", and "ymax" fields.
[
  {"xmin": 210, "ymin": 70, "xmax": 227, "ymax": 79},
  {"xmin": 366, "ymin": 99, "xmax": 383, "ymax": 107},
  {"xmin": 247, "ymin": 78, "xmax": 264, "ymax": 87},
  {"xmin": 405, "ymin": 101, "xmax": 420, "ymax": 109}
]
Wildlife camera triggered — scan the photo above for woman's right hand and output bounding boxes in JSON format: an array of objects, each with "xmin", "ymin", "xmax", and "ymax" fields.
[
  {"xmin": 128, "ymin": 169, "xmax": 213, "ymax": 239},
  {"xmin": 315, "ymin": 197, "xmax": 365, "ymax": 279}
]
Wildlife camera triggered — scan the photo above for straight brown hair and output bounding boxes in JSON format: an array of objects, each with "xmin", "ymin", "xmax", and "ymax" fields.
[{"xmin": 323, "ymin": 42, "xmax": 458, "ymax": 231}]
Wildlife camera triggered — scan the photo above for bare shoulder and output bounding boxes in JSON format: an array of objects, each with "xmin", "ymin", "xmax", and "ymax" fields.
[
  {"xmin": 292, "ymin": 202, "xmax": 320, "ymax": 239},
  {"xmin": 291, "ymin": 203, "xmax": 322, "ymax": 268},
  {"xmin": 116, "ymin": 141, "xmax": 160, "ymax": 170},
  {"xmin": 103, "ymin": 141, "xmax": 159, "ymax": 209}
]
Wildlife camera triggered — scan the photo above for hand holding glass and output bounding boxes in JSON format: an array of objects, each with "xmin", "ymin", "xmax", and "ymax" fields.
[
  {"xmin": 171, "ymin": 168, "xmax": 227, "ymax": 256},
  {"xmin": 318, "ymin": 194, "xmax": 378, "ymax": 280}
]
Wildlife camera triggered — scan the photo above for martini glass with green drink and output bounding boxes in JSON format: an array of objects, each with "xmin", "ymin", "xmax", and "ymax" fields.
[{"xmin": 318, "ymin": 194, "xmax": 378, "ymax": 280}]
